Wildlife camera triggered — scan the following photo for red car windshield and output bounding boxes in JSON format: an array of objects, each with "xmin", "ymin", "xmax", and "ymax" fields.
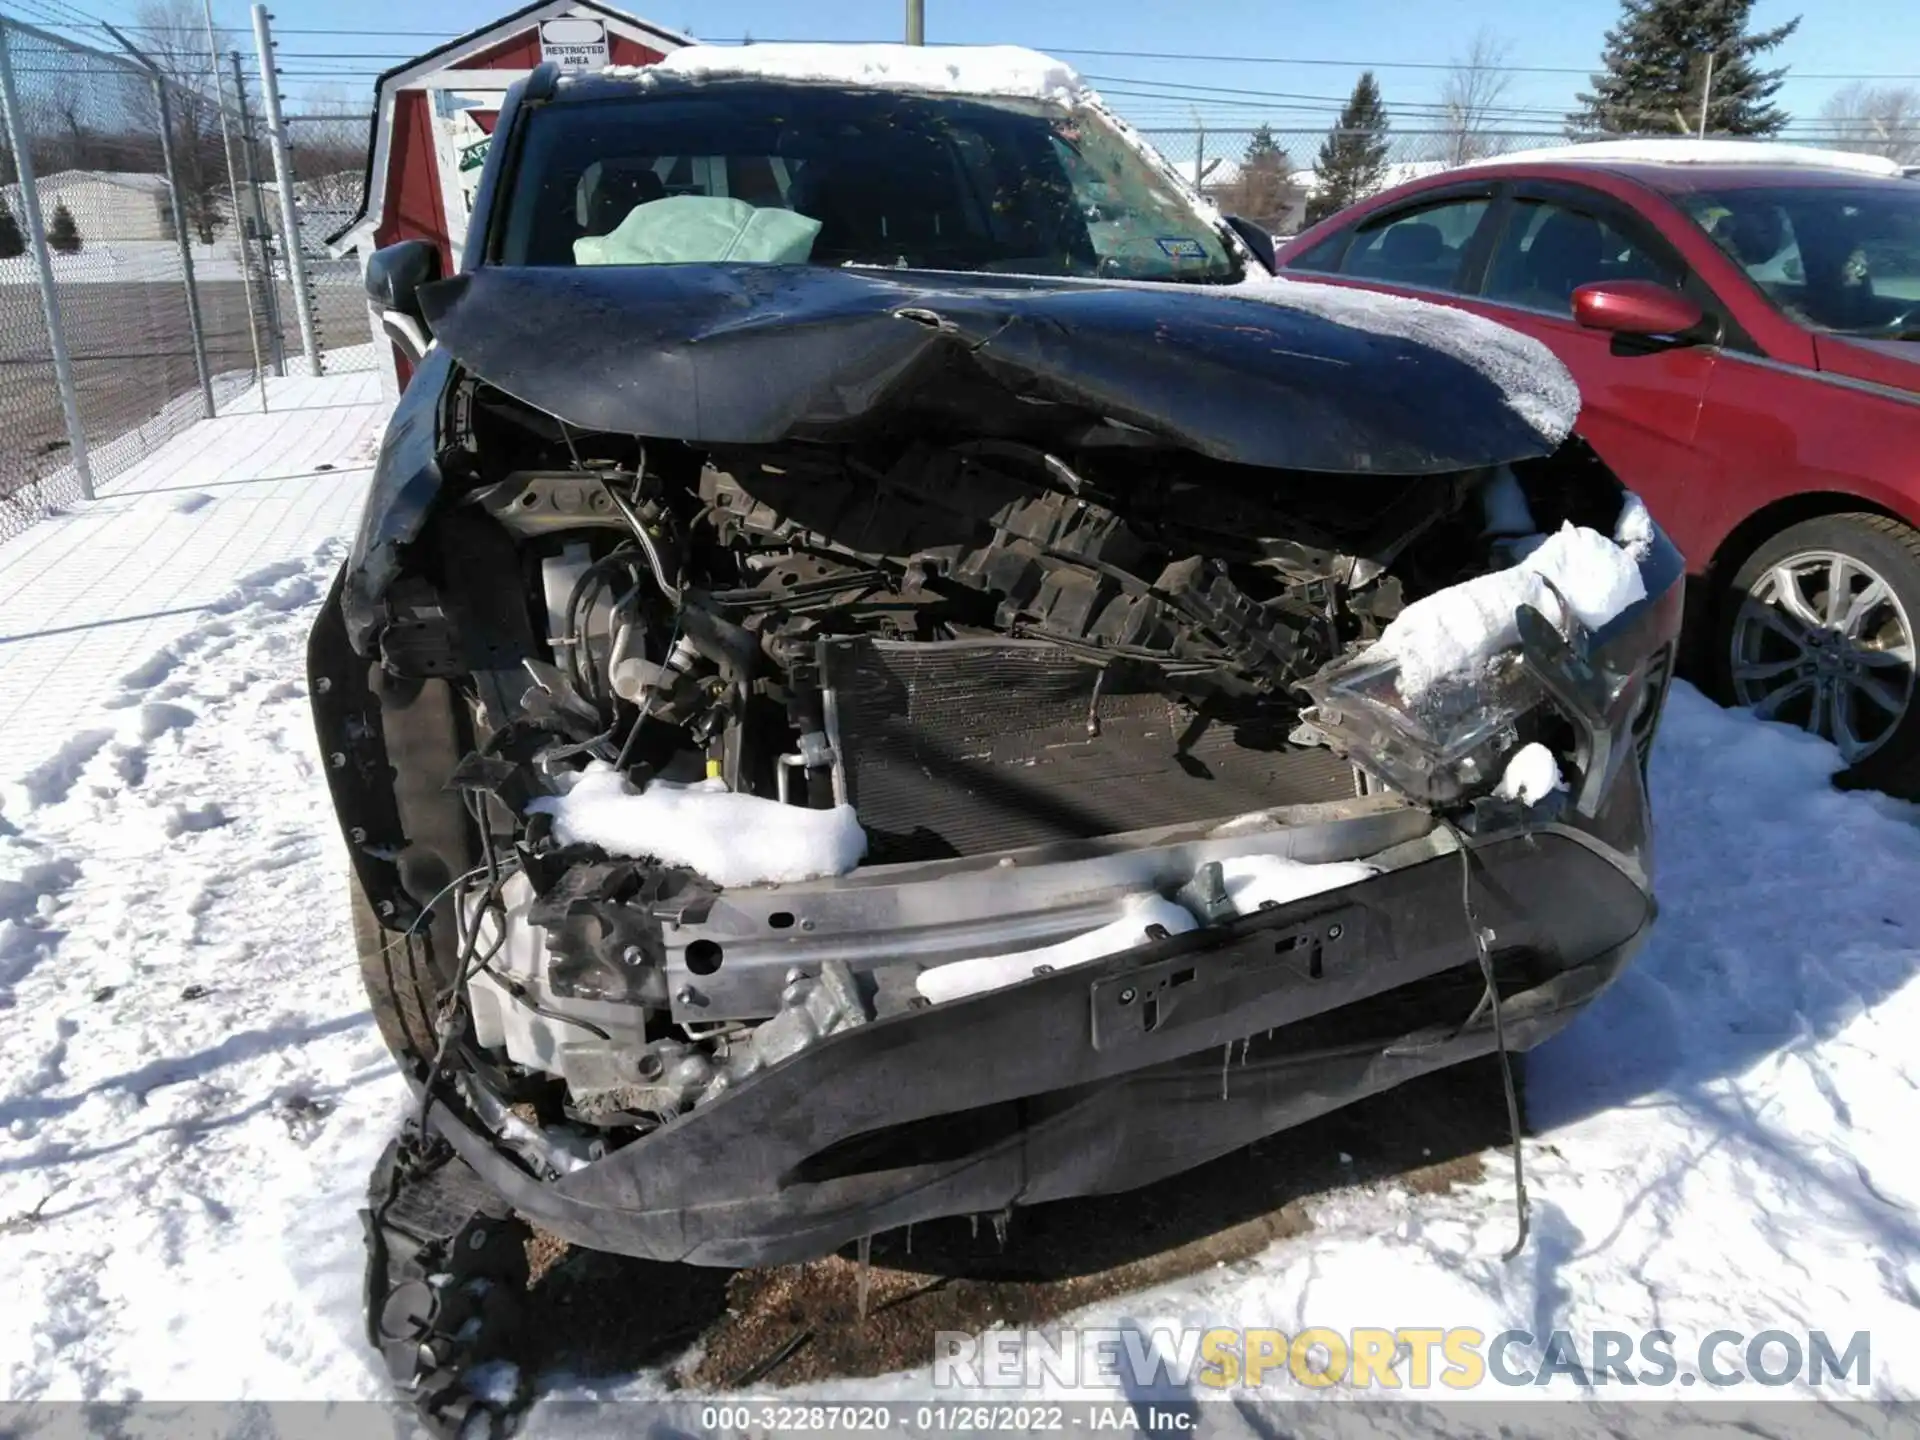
[{"xmin": 1679, "ymin": 182, "xmax": 1920, "ymax": 338}]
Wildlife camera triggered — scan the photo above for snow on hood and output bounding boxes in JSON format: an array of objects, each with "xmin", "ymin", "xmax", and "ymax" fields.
[
  {"xmin": 1234, "ymin": 277, "xmax": 1583, "ymax": 445},
  {"xmin": 596, "ymin": 42, "xmax": 1089, "ymax": 106},
  {"xmin": 1372, "ymin": 518, "xmax": 1648, "ymax": 699},
  {"xmin": 1461, "ymin": 138, "xmax": 1905, "ymax": 179},
  {"xmin": 527, "ymin": 764, "xmax": 866, "ymax": 888}
]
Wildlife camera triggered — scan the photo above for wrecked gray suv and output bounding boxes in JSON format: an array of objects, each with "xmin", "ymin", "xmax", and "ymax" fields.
[{"xmin": 311, "ymin": 45, "xmax": 1680, "ymax": 1416}]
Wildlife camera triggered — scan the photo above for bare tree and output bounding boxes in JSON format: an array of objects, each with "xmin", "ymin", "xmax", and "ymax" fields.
[
  {"xmin": 1439, "ymin": 29, "xmax": 1516, "ymax": 167},
  {"xmin": 284, "ymin": 87, "xmax": 372, "ymax": 204},
  {"xmin": 1212, "ymin": 126, "xmax": 1306, "ymax": 235},
  {"xmin": 117, "ymin": 0, "xmax": 237, "ymax": 244},
  {"xmin": 1818, "ymin": 82, "xmax": 1920, "ymax": 164}
]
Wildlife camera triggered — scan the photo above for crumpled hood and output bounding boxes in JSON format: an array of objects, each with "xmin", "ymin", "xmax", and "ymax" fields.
[{"xmin": 418, "ymin": 264, "xmax": 1579, "ymax": 476}]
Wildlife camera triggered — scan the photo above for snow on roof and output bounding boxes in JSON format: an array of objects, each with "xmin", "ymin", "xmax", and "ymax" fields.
[
  {"xmin": 21, "ymin": 170, "xmax": 171, "ymax": 194},
  {"xmin": 592, "ymin": 42, "xmax": 1089, "ymax": 106},
  {"xmin": 1460, "ymin": 138, "xmax": 1904, "ymax": 178},
  {"xmin": 1200, "ymin": 158, "xmax": 1448, "ymax": 196},
  {"xmin": 1301, "ymin": 159, "xmax": 1452, "ymax": 197}
]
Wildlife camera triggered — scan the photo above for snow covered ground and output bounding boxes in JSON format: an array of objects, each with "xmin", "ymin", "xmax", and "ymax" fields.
[
  {"xmin": 1, "ymin": 386, "xmax": 1918, "ymax": 1411},
  {"xmin": 0, "ymin": 241, "xmax": 258, "ymax": 286}
]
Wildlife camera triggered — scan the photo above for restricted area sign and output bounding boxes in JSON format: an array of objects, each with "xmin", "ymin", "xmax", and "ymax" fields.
[{"xmin": 539, "ymin": 17, "xmax": 610, "ymax": 71}]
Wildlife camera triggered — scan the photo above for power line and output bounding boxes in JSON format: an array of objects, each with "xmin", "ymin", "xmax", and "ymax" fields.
[
  {"xmin": 19, "ymin": 21, "xmax": 1920, "ymax": 83},
  {"xmin": 1028, "ymin": 44, "xmax": 1920, "ymax": 83},
  {"xmin": 1083, "ymin": 72, "xmax": 1592, "ymax": 120}
]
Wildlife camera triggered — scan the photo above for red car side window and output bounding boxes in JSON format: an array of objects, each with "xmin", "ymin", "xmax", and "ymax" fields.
[
  {"xmin": 1290, "ymin": 196, "xmax": 1489, "ymax": 292},
  {"xmin": 1484, "ymin": 198, "xmax": 1681, "ymax": 315}
]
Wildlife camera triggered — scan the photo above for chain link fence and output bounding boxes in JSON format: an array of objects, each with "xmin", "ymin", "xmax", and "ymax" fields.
[
  {"xmin": 282, "ymin": 109, "xmax": 376, "ymax": 375},
  {"xmin": 0, "ymin": 13, "xmax": 376, "ymax": 546}
]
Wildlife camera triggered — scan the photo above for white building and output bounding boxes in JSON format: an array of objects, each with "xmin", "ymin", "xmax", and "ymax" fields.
[{"xmin": 2, "ymin": 170, "xmax": 173, "ymax": 243}]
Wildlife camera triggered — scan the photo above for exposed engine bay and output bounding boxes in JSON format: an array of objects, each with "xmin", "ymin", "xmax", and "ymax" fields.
[{"xmin": 354, "ymin": 369, "xmax": 1650, "ymax": 1139}]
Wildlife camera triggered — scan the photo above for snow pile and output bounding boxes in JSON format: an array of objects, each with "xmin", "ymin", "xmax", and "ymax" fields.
[
  {"xmin": 1241, "ymin": 277, "xmax": 1583, "ymax": 445},
  {"xmin": 607, "ymin": 43, "xmax": 1088, "ymax": 106},
  {"xmin": 1492, "ymin": 741, "xmax": 1565, "ymax": 805},
  {"xmin": 1215, "ymin": 854, "xmax": 1377, "ymax": 913},
  {"xmin": 916, "ymin": 894, "xmax": 1196, "ymax": 1005},
  {"xmin": 527, "ymin": 763, "xmax": 866, "ymax": 887},
  {"xmin": 1372, "ymin": 521, "xmax": 1647, "ymax": 700},
  {"xmin": 0, "ymin": 543, "xmax": 404, "ymax": 1404},
  {"xmin": 1461, "ymin": 138, "xmax": 1905, "ymax": 178}
]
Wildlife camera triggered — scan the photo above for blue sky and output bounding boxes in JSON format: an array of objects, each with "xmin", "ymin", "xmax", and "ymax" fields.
[{"xmin": 54, "ymin": 0, "xmax": 1920, "ymax": 143}]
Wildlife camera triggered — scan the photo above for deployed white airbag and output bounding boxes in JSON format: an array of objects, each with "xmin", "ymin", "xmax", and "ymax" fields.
[{"xmin": 573, "ymin": 195, "xmax": 822, "ymax": 267}]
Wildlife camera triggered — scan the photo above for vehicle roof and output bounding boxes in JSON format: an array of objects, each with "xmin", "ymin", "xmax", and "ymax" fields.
[
  {"xmin": 556, "ymin": 41, "xmax": 1088, "ymax": 106},
  {"xmin": 1455, "ymin": 139, "xmax": 1908, "ymax": 194}
]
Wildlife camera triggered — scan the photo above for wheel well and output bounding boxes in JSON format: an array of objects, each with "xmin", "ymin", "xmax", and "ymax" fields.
[{"xmin": 1706, "ymin": 492, "xmax": 1910, "ymax": 586}]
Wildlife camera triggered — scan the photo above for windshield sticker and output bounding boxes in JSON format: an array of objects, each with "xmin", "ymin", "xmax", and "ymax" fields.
[{"xmin": 1156, "ymin": 236, "xmax": 1207, "ymax": 260}]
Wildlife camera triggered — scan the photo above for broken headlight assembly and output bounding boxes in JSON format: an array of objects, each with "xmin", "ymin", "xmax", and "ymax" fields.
[{"xmin": 1299, "ymin": 587, "xmax": 1645, "ymax": 815}]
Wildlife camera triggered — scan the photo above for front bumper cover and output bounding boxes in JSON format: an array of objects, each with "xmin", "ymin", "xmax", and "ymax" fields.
[{"xmin": 423, "ymin": 785, "xmax": 1655, "ymax": 1267}]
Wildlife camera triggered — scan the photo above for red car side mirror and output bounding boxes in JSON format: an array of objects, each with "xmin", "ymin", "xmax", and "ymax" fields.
[{"xmin": 1572, "ymin": 279, "xmax": 1706, "ymax": 339}]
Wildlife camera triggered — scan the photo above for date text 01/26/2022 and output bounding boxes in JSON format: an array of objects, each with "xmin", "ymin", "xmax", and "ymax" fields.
[{"xmin": 696, "ymin": 1406, "xmax": 1189, "ymax": 1432}]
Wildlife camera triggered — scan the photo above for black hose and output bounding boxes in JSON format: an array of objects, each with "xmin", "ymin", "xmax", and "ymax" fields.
[
  {"xmin": 561, "ymin": 549, "xmax": 642, "ymax": 706},
  {"xmin": 1445, "ymin": 818, "xmax": 1531, "ymax": 1260}
]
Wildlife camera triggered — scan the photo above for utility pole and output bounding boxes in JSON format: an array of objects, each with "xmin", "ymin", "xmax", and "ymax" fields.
[
  {"xmin": 1697, "ymin": 49, "xmax": 1716, "ymax": 138},
  {"xmin": 253, "ymin": 4, "xmax": 321, "ymax": 375},
  {"xmin": 906, "ymin": 0, "xmax": 923, "ymax": 45},
  {"xmin": 232, "ymin": 50, "xmax": 285, "ymax": 376},
  {"xmin": 202, "ymin": 0, "xmax": 267, "ymax": 410}
]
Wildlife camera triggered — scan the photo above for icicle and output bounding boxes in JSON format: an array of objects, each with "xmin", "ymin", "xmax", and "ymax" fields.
[
  {"xmin": 1220, "ymin": 1043, "xmax": 1231, "ymax": 1100},
  {"xmin": 969, "ymin": 1213, "xmax": 980, "ymax": 1240},
  {"xmin": 905, "ymin": 1222, "xmax": 913, "ymax": 1256},
  {"xmin": 992, "ymin": 1207, "xmax": 1010, "ymax": 1251},
  {"xmin": 855, "ymin": 1233, "xmax": 873, "ymax": 1323}
]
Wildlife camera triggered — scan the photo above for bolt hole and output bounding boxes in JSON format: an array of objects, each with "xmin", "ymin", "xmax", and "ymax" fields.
[
  {"xmin": 686, "ymin": 940, "xmax": 724, "ymax": 975},
  {"xmin": 768, "ymin": 911, "xmax": 795, "ymax": 929},
  {"xmin": 635, "ymin": 1052, "xmax": 664, "ymax": 1080}
]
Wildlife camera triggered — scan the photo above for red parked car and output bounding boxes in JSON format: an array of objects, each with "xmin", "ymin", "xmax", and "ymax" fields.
[{"xmin": 1273, "ymin": 139, "xmax": 1920, "ymax": 793}]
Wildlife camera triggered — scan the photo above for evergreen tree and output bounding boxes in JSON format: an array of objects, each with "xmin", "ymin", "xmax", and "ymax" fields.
[
  {"xmin": 0, "ymin": 198, "xmax": 23, "ymax": 259},
  {"xmin": 46, "ymin": 201, "xmax": 82, "ymax": 254},
  {"xmin": 1223, "ymin": 125, "xmax": 1301, "ymax": 233},
  {"xmin": 1568, "ymin": 0, "xmax": 1800, "ymax": 137},
  {"xmin": 1245, "ymin": 124, "xmax": 1282, "ymax": 165},
  {"xmin": 1305, "ymin": 73, "xmax": 1390, "ymax": 226}
]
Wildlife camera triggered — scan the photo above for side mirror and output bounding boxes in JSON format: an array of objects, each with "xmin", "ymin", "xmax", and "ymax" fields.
[
  {"xmin": 1572, "ymin": 279, "xmax": 1706, "ymax": 340},
  {"xmin": 1224, "ymin": 215, "xmax": 1277, "ymax": 273},
  {"xmin": 365, "ymin": 239, "xmax": 441, "ymax": 319}
]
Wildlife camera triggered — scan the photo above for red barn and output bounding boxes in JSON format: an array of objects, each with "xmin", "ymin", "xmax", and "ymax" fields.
[{"xmin": 330, "ymin": 0, "xmax": 687, "ymax": 391}]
